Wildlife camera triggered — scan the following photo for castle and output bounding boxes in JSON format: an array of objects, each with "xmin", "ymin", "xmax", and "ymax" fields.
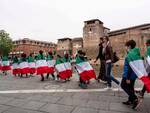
[
  {"xmin": 11, "ymin": 19, "xmax": 150, "ymax": 58},
  {"xmin": 57, "ymin": 19, "xmax": 150, "ymax": 59}
]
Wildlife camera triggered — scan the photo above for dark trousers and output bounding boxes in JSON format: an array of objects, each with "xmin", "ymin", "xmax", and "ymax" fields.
[
  {"xmin": 121, "ymin": 78, "xmax": 137, "ymax": 103},
  {"xmin": 98, "ymin": 60, "xmax": 107, "ymax": 81},
  {"xmin": 105, "ymin": 62, "xmax": 112, "ymax": 87}
]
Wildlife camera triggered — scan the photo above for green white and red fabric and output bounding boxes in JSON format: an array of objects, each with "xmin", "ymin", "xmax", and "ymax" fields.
[
  {"xmin": 55, "ymin": 58, "xmax": 69, "ymax": 80},
  {"xmin": 47, "ymin": 55, "xmax": 55, "ymax": 74},
  {"xmin": 63, "ymin": 57, "xmax": 72, "ymax": 78},
  {"xmin": 2, "ymin": 56, "xmax": 11, "ymax": 71},
  {"xmin": 12, "ymin": 58, "xmax": 20, "ymax": 75},
  {"xmin": 36, "ymin": 54, "xmax": 48, "ymax": 75},
  {"xmin": 47, "ymin": 60, "xmax": 55, "ymax": 74},
  {"xmin": 0, "ymin": 60, "xmax": 2, "ymax": 71},
  {"xmin": 19, "ymin": 58, "xmax": 29, "ymax": 74},
  {"xmin": 75, "ymin": 56, "xmax": 96, "ymax": 81},
  {"xmin": 146, "ymin": 46, "xmax": 150, "ymax": 66},
  {"xmin": 127, "ymin": 48, "xmax": 150, "ymax": 92},
  {"xmin": 12, "ymin": 63, "xmax": 20, "ymax": 75},
  {"xmin": 28, "ymin": 56, "xmax": 36, "ymax": 74}
]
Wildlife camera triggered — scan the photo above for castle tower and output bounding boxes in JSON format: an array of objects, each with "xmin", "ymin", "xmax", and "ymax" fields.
[{"xmin": 83, "ymin": 19, "xmax": 105, "ymax": 58}]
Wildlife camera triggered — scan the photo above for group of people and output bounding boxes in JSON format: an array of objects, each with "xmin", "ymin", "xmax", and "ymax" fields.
[
  {"xmin": 95, "ymin": 37, "xmax": 150, "ymax": 109},
  {"xmin": 0, "ymin": 50, "xmax": 96, "ymax": 89},
  {"xmin": 0, "ymin": 36, "xmax": 150, "ymax": 110}
]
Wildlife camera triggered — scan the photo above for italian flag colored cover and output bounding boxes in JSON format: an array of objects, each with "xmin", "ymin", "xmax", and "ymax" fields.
[
  {"xmin": 2, "ymin": 56, "xmax": 11, "ymax": 71},
  {"xmin": 63, "ymin": 57, "xmax": 72, "ymax": 78},
  {"xmin": 19, "ymin": 59, "xmax": 29, "ymax": 74},
  {"xmin": 12, "ymin": 57, "xmax": 20, "ymax": 75},
  {"xmin": 36, "ymin": 54, "xmax": 48, "ymax": 75},
  {"xmin": 55, "ymin": 58, "xmax": 70, "ymax": 80},
  {"xmin": 47, "ymin": 55, "xmax": 55, "ymax": 74},
  {"xmin": 28, "ymin": 56, "xmax": 36, "ymax": 74},
  {"xmin": 127, "ymin": 48, "xmax": 150, "ymax": 92},
  {"xmin": 75, "ymin": 56, "xmax": 96, "ymax": 81},
  {"xmin": 12, "ymin": 63, "xmax": 20, "ymax": 75},
  {"xmin": 146, "ymin": 46, "xmax": 150, "ymax": 66},
  {"xmin": 0, "ymin": 61, "xmax": 2, "ymax": 70}
]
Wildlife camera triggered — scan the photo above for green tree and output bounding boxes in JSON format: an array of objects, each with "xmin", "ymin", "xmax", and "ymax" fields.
[{"xmin": 0, "ymin": 30, "xmax": 13, "ymax": 56}]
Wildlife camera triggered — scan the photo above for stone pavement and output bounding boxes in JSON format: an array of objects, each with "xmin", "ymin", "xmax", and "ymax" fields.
[{"xmin": 0, "ymin": 74, "xmax": 149, "ymax": 113}]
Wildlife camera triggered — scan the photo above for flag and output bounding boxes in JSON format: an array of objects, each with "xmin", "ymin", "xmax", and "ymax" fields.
[
  {"xmin": 28, "ymin": 62, "xmax": 36, "ymax": 74},
  {"xmin": 47, "ymin": 60, "xmax": 55, "ymax": 74},
  {"xmin": 146, "ymin": 46, "xmax": 150, "ymax": 65},
  {"xmin": 127, "ymin": 48, "xmax": 150, "ymax": 92},
  {"xmin": 55, "ymin": 58, "xmax": 70, "ymax": 80},
  {"xmin": 12, "ymin": 63, "xmax": 20, "ymax": 75},
  {"xmin": 63, "ymin": 60, "xmax": 72, "ymax": 78},
  {"xmin": 36, "ymin": 60, "xmax": 48, "ymax": 75},
  {"xmin": 2, "ymin": 60, "xmax": 11, "ymax": 71},
  {"xmin": 19, "ymin": 61, "xmax": 29, "ymax": 74},
  {"xmin": 75, "ymin": 57, "xmax": 96, "ymax": 81},
  {"xmin": 28, "ymin": 56, "xmax": 36, "ymax": 74}
]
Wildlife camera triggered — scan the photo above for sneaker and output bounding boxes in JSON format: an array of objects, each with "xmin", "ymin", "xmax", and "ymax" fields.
[
  {"xmin": 122, "ymin": 100, "xmax": 132, "ymax": 105},
  {"xmin": 100, "ymin": 80, "xmax": 107, "ymax": 84},
  {"xmin": 132, "ymin": 99, "xmax": 142, "ymax": 109},
  {"xmin": 104, "ymin": 86, "xmax": 112, "ymax": 90}
]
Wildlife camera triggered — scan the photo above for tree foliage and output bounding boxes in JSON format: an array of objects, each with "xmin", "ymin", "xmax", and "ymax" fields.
[{"xmin": 0, "ymin": 30, "xmax": 13, "ymax": 56}]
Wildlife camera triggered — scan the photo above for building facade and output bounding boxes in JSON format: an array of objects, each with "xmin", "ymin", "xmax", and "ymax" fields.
[
  {"xmin": 57, "ymin": 19, "xmax": 150, "ymax": 59},
  {"xmin": 109, "ymin": 24, "xmax": 150, "ymax": 58},
  {"xmin": 10, "ymin": 38, "xmax": 56, "ymax": 56},
  {"xmin": 57, "ymin": 38, "xmax": 72, "ymax": 56},
  {"xmin": 83, "ymin": 19, "xmax": 106, "ymax": 58}
]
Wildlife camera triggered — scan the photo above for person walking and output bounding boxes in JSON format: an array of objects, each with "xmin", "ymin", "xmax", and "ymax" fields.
[
  {"xmin": 121, "ymin": 40, "xmax": 140, "ymax": 109},
  {"xmin": 46, "ymin": 51, "xmax": 55, "ymax": 80},
  {"xmin": 94, "ymin": 37, "xmax": 107, "ymax": 83},
  {"xmin": 103, "ymin": 36, "xmax": 120, "ymax": 89}
]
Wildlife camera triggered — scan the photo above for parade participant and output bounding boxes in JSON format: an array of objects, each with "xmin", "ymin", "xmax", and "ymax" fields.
[
  {"xmin": 75, "ymin": 50, "xmax": 96, "ymax": 89},
  {"xmin": 12, "ymin": 56, "xmax": 20, "ymax": 77},
  {"xmin": 121, "ymin": 40, "xmax": 150, "ymax": 109},
  {"xmin": 55, "ymin": 54, "xmax": 68, "ymax": 81},
  {"xmin": 94, "ymin": 37, "xmax": 107, "ymax": 83},
  {"xmin": 46, "ymin": 51, "xmax": 55, "ymax": 80},
  {"xmin": 0, "ymin": 57, "xmax": 2, "ymax": 75},
  {"xmin": 136, "ymin": 39, "xmax": 150, "ymax": 98},
  {"xmin": 62, "ymin": 53, "xmax": 72, "ymax": 81},
  {"xmin": 28, "ymin": 53, "xmax": 36, "ymax": 77},
  {"xmin": 1, "ymin": 55, "xmax": 11, "ymax": 75},
  {"xmin": 36, "ymin": 50, "xmax": 48, "ymax": 81},
  {"xmin": 121, "ymin": 40, "xmax": 138, "ymax": 108},
  {"xmin": 19, "ymin": 53, "xmax": 29, "ymax": 77}
]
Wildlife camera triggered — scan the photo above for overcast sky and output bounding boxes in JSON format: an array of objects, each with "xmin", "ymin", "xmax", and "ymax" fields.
[{"xmin": 0, "ymin": 0, "xmax": 150, "ymax": 43}]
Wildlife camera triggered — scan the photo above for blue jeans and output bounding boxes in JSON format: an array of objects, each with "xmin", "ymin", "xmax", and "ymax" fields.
[
  {"xmin": 105, "ymin": 62, "xmax": 112, "ymax": 87},
  {"xmin": 111, "ymin": 71, "xmax": 120, "ymax": 85}
]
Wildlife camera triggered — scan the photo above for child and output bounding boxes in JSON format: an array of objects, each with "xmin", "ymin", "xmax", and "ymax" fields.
[
  {"xmin": 46, "ymin": 51, "xmax": 55, "ymax": 80},
  {"xmin": 0, "ymin": 57, "xmax": 2, "ymax": 76},
  {"xmin": 55, "ymin": 55, "xmax": 68, "ymax": 81},
  {"xmin": 28, "ymin": 53, "xmax": 36, "ymax": 77},
  {"xmin": 19, "ymin": 53, "xmax": 29, "ymax": 78},
  {"xmin": 2, "ymin": 56, "xmax": 11, "ymax": 75},
  {"xmin": 62, "ymin": 53, "xmax": 72, "ymax": 81},
  {"xmin": 36, "ymin": 50, "xmax": 48, "ymax": 81},
  {"xmin": 136, "ymin": 39, "xmax": 150, "ymax": 98},
  {"xmin": 75, "ymin": 50, "xmax": 96, "ymax": 89},
  {"xmin": 12, "ymin": 56, "xmax": 20, "ymax": 77}
]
